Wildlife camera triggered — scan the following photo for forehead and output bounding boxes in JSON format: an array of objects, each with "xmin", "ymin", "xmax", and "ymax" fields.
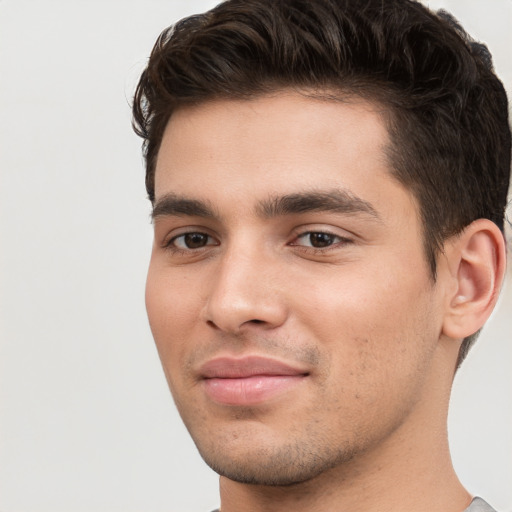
[{"xmin": 153, "ymin": 92, "xmax": 419, "ymax": 229}]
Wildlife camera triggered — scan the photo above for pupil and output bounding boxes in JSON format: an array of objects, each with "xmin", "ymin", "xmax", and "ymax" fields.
[
  {"xmin": 185, "ymin": 233, "xmax": 207, "ymax": 248},
  {"xmin": 310, "ymin": 233, "xmax": 333, "ymax": 247}
]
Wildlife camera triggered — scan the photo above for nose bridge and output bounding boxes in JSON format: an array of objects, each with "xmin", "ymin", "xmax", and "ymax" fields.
[{"xmin": 203, "ymin": 234, "xmax": 287, "ymax": 332}]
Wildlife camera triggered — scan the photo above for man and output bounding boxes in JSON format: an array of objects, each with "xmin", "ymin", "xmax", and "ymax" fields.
[{"xmin": 132, "ymin": 0, "xmax": 510, "ymax": 511}]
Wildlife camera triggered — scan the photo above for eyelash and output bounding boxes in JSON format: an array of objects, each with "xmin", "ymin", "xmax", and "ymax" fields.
[
  {"xmin": 163, "ymin": 229, "xmax": 353, "ymax": 256},
  {"xmin": 163, "ymin": 232, "xmax": 218, "ymax": 254},
  {"xmin": 290, "ymin": 231, "xmax": 353, "ymax": 252}
]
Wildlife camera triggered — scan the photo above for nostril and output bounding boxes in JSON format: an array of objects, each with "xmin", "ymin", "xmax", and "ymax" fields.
[
  {"xmin": 206, "ymin": 320, "xmax": 219, "ymax": 329},
  {"xmin": 205, "ymin": 318, "xmax": 265, "ymax": 330}
]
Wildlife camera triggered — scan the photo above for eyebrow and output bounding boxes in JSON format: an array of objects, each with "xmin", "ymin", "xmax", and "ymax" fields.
[
  {"xmin": 257, "ymin": 189, "xmax": 380, "ymax": 220},
  {"xmin": 151, "ymin": 193, "xmax": 217, "ymax": 220},
  {"xmin": 151, "ymin": 189, "xmax": 380, "ymax": 222}
]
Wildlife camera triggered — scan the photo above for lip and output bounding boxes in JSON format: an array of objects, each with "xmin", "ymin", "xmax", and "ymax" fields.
[{"xmin": 199, "ymin": 356, "xmax": 309, "ymax": 406}]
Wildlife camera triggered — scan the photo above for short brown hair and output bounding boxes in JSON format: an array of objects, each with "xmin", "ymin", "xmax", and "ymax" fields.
[{"xmin": 133, "ymin": 0, "xmax": 511, "ymax": 363}]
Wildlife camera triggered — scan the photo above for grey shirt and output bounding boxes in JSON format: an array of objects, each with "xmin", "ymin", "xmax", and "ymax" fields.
[
  {"xmin": 210, "ymin": 496, "xmax": 497, "ymax": 512},
  {"xmin": 466, "ymin": 497, "xmax": 497, "ymax": 512}
]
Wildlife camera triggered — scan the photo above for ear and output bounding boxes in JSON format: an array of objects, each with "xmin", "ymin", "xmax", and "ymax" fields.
[{"xmin": 441, "ymin": 219, "xmax": 506, "ymax": 340}]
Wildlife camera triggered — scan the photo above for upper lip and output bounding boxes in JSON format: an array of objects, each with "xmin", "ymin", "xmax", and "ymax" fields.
[{"xmin": 199, "ymin": 355, "xmax": 309, "ymax": 379}]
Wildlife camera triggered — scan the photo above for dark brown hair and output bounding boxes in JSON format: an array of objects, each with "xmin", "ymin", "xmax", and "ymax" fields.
[{"xmin": 133, "ymin": 0, "xmax": 511, "ymax": 363}]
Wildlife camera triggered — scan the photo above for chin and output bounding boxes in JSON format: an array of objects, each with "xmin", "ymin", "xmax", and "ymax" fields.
[{"xmin": 195, "ymin": 435, "xmax": 356, "ymax": 486}]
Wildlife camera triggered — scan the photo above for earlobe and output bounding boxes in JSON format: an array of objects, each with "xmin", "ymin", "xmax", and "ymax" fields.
[{"xmin": 442, "ymin": 219, "xmax": 506, "ymax": 340}]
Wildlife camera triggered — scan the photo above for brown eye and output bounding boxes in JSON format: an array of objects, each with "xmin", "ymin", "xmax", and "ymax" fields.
[
  {"xmin": 183, "ymin": 233, "xmax": 209, "ymax": 248},
  {"xmin": 291, "ymin": 231, "xmax": 352, "ymax": 251},
  {"xmin": 308, "ymin": 232, "xmax": 337, "ymax": 248},
  {"xmin": 170, "ymin": 232, "xmax": 216, "ymax": 250}
]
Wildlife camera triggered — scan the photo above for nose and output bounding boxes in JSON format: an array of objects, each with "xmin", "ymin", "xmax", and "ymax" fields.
[{"xmin": 201, "ymin": 246, "xmax": 288, "ymax": 334}]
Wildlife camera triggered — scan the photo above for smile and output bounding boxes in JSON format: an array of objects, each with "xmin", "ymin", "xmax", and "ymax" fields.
[{"xmin": 199, "ymin": 356, "xmax": 309, "ymax": 406}]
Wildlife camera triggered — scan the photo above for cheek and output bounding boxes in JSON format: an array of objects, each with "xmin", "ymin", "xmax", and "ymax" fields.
[
  {"xmin": 302, "ymin": 281, "xmax": 439, "ymax": 441},
  {"xmin": 145, "ymin": 263, "xmax": 202, "ymax": 371},
  {"xmin": 296, "ymin": 263, "xmax": 439, "ymax": 383},
  {"xmin": 299, "ymin": 268, "xmax": 421, "ymax": 333}
]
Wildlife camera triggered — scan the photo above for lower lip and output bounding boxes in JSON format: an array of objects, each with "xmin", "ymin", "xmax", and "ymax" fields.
[{"xmin": 202, "ymin": 375, "xmax": 306, "ymax": 406}]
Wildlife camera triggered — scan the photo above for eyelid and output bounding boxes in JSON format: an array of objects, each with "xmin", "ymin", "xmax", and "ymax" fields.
[
  {"xmin": 160, "ymin": 226, "xmax": 219, "ymax": 250},
  {"xmin": 290, "ymin": 224, "xmax": 354, "ymax": 240},
  {"xmin": 170, "ymin": 232, "xmax": 218, "ymax": 249},
  {"xmin": 288, "ymin": 226, "xmax": 355, "ymax": 252},
  {"xmin": 295, "ymin": 231, "xmax": 342, "ymax": 242}
]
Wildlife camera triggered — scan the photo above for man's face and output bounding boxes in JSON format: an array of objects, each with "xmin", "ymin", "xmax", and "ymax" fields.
[{"xmin": 147, "ymin": 92, "xmax": 448, "ymax": 485}]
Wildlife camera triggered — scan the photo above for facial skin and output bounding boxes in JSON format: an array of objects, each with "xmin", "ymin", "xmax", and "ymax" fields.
[{"xmin": 146, "ymin": 92, "xmax": 460, "ymax": 493}]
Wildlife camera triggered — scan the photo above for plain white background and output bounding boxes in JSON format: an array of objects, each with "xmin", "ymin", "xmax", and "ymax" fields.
[{"xmin": 0, "ymin": 1, "xmax": 510, "ymax": 511}]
